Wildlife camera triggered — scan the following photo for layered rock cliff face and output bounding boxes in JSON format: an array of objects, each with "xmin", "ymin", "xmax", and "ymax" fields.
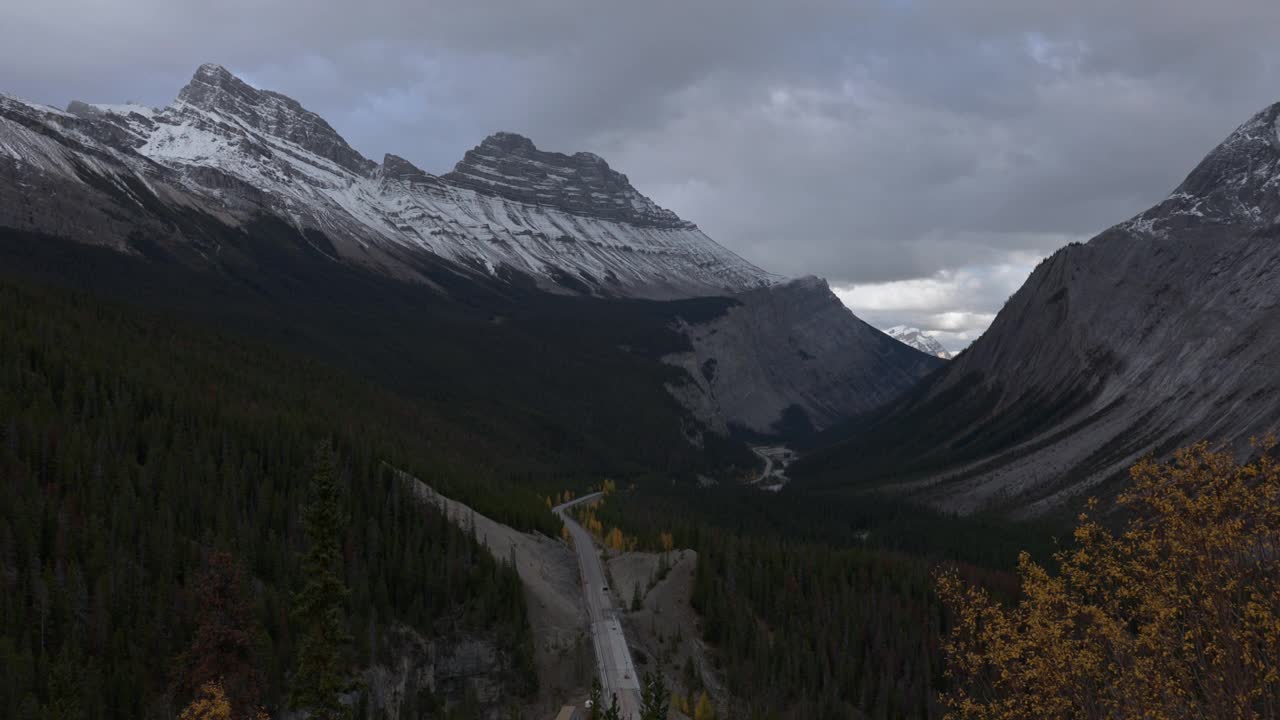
[
  {"xmin": 801, "ymin": 100, "xmax": 1280, "ymax": 516},
  {"xmin": 361, "ymin": 625, "xmax": 523, "ymax": 720},
  {"xmin": 444, "ymin": 131, "xmax": 690, "ymax": 229}
]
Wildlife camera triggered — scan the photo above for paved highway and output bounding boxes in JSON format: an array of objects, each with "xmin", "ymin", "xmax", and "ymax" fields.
[
  {"xmin": 554, "ymin": 493, "xmax": 641, "ymax": 719},
  {"xmin": 750, "ymin": 445, "xmax": 794, "ymax": 490},
  {"xmin": 753, "ymin": 447, "xmax": 774, "ymax": 483}
]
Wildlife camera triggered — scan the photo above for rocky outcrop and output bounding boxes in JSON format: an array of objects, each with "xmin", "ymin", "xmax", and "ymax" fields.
[
  {"xmin": 666, "ymin": 277, "xmax": 944, "ymax": 436},
  {"xmin": 379, "ymin": 153, "xmax": 445, "ymax": 189},
  {"xmin": 361, "ymin": 625, "xmax": 519, "ymax": 720},
  {"xmin": 444, "ymin": 132, "xmax": 692, "ymax": 229}
]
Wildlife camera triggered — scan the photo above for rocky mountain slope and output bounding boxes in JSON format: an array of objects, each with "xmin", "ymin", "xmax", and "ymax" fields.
[
  {"xmin": 0, "ymin": 63, "xmax": 938, "ymax": 438},
  {"xmin": 668, "ymin": 278, "xmax": 944, "ymax": 435},
  {"xmin": 884, "ymin": 326, "xmax": 953, "ymax": 359},
  {"xmin": 800, "ymin": 100, "xmax": 1280, "ymax": 516}
]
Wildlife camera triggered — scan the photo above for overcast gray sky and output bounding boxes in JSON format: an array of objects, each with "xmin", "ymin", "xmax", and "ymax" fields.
[{"xmin": 5, "ymin": 1, "xmax": 1280, "ymax": 349}]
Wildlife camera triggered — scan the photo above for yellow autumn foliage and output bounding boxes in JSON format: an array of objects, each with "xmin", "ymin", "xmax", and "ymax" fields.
[
  {"xmin": 937, "ymin": 441, "xmax": 1280, "ymax": 720},
  {"xmin": 179, "ymin": 682, "xmax": 232, "ymax": 720},
  {"xmin": 694, "ymin": 690, "xmax": 716, "ymax": 720}
]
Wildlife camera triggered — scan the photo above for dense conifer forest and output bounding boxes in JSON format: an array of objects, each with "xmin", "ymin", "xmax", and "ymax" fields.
[
  {"xmin": 693, "ymin": 535, "xmax": 946, "ymax": 719},
  {"xmin": 584, "ymin": 482, "xmax": 1042, "ymax": 719},
  {"xmin": 0, "ymin": 265, "xmax": 1065, "ymax": 719},
  {"xmin": 0, "ymin": 227, "xmax": 757, "ymax": 489},
  {"xmin": 0, "ymin": 277, "xmax": 543, "ymax": 717}
]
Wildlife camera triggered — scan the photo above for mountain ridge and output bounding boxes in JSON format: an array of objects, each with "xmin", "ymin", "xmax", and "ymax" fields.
[
  {"xmin": 0, "ymin": 62, "xmax": 941, "ymax": 438},
  {"xmin": 798, "ymin": 98, "xmax": 1280, "ymax": 516},
  {"xmin": 2, "ymin": 63, "xmax": 777, "ymax": 299}
]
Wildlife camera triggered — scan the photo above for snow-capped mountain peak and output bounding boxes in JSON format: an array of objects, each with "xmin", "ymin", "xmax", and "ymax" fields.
[
  {"xmin": 1, "ymin": 64, "xmax": 778, "ymax": 299},
  {"xmin": 884, "ymin": 326, "xmax": 952, "ymax": 359},
  {"xmin": 174, "ymin": 63, "xmax": 375, "ymax": 176}
]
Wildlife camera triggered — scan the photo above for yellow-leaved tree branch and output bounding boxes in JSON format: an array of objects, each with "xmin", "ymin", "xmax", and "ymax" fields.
[{"xmin": 937, "ymin": 440, "xmax": 1280, "ymax": 720}]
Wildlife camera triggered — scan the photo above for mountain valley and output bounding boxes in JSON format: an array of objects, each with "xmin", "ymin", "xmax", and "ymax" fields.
[{"xmin": 3, "ymin": 51, "xmax": 1280, "ymax": 720}]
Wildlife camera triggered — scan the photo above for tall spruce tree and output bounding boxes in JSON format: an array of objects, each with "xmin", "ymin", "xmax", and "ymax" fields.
[
  {"xmin": 603, "ymin": 694, "xmax": 622, "ymax": 720},
  {"xmin": 640, "ymin": 673, "xmax": 668, "ymax": 720},
  {"xmin": 175, "ymin": 551, "xmax": 262, "ymax": 718},
  {"xmin": 289, "ymin": 442, "xmax": 351, "ymax": 719},
  {"xmin": 588, "ymin": 678, "xmax": 604, "ymax": 720}
]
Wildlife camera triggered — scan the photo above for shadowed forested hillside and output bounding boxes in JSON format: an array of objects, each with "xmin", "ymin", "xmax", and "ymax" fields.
[
  {"xmin": 0, "ymin": 277, "xmax": 542, "ymax": 717},
  {"xmin": 580, "ymin": 481, "xmax": 1051, "ymax": 719}
]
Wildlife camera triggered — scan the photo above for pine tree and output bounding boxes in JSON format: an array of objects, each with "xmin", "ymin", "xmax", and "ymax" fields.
[
  {"xmin": 640, "ymin": 673, "xmax": 669, "ymax": 720},
  {"xmin": 44, "ymin": 640, "xmax": 83, "ymax": 720},
  {"xmin": 175, "ymin": 551, "xmax": 263, "ymax": 718},
  {"xmin": 289, "ymin": 442, "xmax": 351, "ymax": 719},
  {"xmin": 683, "ymin": 657, "xmax": 700, "ymax": 696},
  {"xmin": 631, "ymin": 582, "xmax": 643, "ymax": 612},
  {"xmin": 603, "ymin": 693, "xmax": 622, "ymax": 720},
  {"xmin": 588, "ymin": 678, "xmax": 604, "ymax": 720}
]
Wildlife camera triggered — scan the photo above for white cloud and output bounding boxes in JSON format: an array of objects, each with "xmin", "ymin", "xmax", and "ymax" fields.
[
  {"xmin": 4, "ymin": 0, "xmax": 1280, "ymax": 342},
  {"xmin": 832, "ymin": 252, "xmax": 1049, "ymax": 351}
]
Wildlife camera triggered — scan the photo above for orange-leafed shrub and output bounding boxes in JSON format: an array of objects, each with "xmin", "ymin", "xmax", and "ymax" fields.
[{"xmin": 938, "ymin": 441, "xmax": 1280, "ymax": 720}]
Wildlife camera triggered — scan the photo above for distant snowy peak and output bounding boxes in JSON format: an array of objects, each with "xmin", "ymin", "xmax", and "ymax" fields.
[
  {"xmin": 884, "ymin": 326, "xmax": 952, "ymax": 359},
  {"xmin": 444, "ymin": 131, "xmax": 692, "ymax": 229},
  {"xmin": 4, "ymin": 64, "xmax": 778, "ymax": 299}
]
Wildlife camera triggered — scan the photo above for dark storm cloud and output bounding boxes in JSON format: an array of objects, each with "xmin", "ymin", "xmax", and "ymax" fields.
[{"xmin": 3, "ymin": 1, "xmax": 1280, "ymax": 346}]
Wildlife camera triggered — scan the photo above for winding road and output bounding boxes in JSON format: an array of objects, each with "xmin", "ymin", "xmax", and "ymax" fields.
[
  {"xmin": 554, "ymin": 493, "xmax": 641, "ymax": 719},
  {"xmin": 750, "ymin": 444, "xmax": 793, "ymax": 490}
]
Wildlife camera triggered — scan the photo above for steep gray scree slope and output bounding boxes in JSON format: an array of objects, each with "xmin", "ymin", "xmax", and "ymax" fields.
[
  {"xmin": 801, "ymin": 100, "xmax": 1280, "ymax": 516},
  {"xmin": 667, "ymin": 277, "xmax": 943, "ymax": 435},
  {"xmin": 0, "ymin": 63, "xmax": 939, "ymax": 437}
]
